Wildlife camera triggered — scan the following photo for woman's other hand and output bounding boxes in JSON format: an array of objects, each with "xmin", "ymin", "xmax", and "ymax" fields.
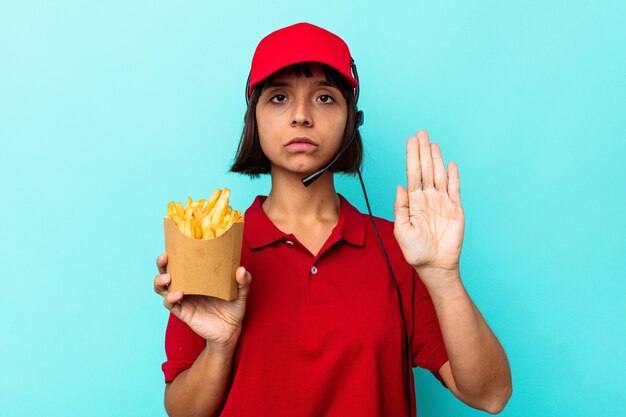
[
  {"xmin": 393, "ymin": 130, "xmax": 465, "ymax": 276},
  {"xmin": 154, "ymin": 253, "xmax": 252, "ymax": 350}
]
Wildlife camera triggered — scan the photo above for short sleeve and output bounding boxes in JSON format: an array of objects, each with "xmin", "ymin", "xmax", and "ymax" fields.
[
  {"xmin": 161, "ymin": 313, "xmax": 205, "ymax": 383},
  {"xmin": 409, "ymin": 269, "xmax": 449, "ymax": 385}
]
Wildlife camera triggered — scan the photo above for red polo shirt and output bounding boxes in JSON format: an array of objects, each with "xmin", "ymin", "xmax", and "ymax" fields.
[{"xmin": 162, "ymin": 195, "xmax": 448, "ymax": 416}]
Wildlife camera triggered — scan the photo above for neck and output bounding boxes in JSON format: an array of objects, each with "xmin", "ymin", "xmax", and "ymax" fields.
[{"xmin": 262, "ymin": 165, "xmax": 341, "ymax": 224}]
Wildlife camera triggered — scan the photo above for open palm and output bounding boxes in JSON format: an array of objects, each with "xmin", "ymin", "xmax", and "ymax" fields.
[{"xmin": 394, "ymin": 131, "xmax": 465, "ymax": 272}]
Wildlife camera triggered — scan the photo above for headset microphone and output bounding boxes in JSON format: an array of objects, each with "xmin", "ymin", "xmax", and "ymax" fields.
[{"xmin": 301, "ymin": 110, "xmax": 364, "ymax": 187}]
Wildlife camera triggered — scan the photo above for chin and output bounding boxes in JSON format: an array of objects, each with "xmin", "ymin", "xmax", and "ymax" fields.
[{"xmin": 271, "ymin": 161, "xmax": 326, "ymax": 177}]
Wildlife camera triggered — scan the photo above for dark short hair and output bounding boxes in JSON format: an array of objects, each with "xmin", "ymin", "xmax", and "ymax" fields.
[{"xmin": 230, "ymin": 63, "xmax": 363, "ymax": 177}]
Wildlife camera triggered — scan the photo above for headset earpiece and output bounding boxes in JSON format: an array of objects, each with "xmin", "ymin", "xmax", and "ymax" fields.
[{"xmin": 356, "ymin": 110, "xmax": 364, "ymax": 127}]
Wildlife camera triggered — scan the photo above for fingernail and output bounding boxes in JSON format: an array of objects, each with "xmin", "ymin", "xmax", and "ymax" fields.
[{"xmin": 161, "ymin": 274, "xmax": 170, "ymax": 283}]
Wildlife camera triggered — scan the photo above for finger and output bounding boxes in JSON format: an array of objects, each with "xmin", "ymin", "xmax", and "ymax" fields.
[
  {"xmin": 417, "ymin": 130, "xmax": 434, "ymax": 189},
  {"xmin": 235, "ymin": 266, "xmax": 253, "ymax": 302},
  {"xmin": 393, "ymin": 185, "xmax": 410, "ymax": 227},
  {"xmin": 157, "ymin": 253, "xmax": 168, "ymax": 275},
  {"xmin": 154, "ymin": 273, "xmax": 171, "ymax": 296},
  {"xmin": 431, "ymin": 143, "xmax": 447, "ymax": 191},
  {"xmin": 406, "ymin": 136, "xmax": 421, "ymax": 193},
  {"xmin": 447, "ymin": 161, "xmax": 461, "ymax": 205},
  {"xmin": 163, "ymin": 290, "xmax": 184, "ymax": 316}
]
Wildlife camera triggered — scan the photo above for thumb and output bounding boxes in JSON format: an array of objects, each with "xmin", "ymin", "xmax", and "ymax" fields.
[
  {"xmin": 235, "ymin": 266, "xmax": 252, "ymax": 303},
  {"xmin": 394, "ymin": 185, "xmax": 410, "ymax": 227}
]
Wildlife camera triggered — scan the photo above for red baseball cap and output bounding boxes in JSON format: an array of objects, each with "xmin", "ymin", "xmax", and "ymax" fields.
[{"xmin": 247, "ymin": 22, "xmax": 358, "ymax": 97}]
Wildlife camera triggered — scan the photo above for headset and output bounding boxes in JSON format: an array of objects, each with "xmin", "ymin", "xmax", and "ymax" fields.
[{"xmin": 246, "ymin": 59, "xmax": 414, "ymax": 417}]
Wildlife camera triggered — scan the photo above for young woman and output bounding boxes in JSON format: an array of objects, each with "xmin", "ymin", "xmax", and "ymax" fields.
[{"xmin": 154, "ymin": 22, "xmax": 511, "ymax": 417}]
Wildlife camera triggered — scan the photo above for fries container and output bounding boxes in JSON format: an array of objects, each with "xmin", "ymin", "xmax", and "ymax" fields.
[{"xmin": 163, "ymin": 217, "xmax": 244, "ymax": 301}]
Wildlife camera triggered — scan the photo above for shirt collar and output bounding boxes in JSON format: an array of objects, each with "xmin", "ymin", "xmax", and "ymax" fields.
[{"xmin": 244, "ymin": 194, "xmax": 365, "ymax": 250}]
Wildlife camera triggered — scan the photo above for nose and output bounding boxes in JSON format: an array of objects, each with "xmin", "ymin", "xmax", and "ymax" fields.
[{"xmin": 291, "ymin": 96, "xmax": 313, "ymax": 127}]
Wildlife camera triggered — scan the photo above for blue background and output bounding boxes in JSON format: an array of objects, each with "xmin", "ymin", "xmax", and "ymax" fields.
[{"xmin": 1, "ymin": 1, "xmax": 624, "ymax": 415}]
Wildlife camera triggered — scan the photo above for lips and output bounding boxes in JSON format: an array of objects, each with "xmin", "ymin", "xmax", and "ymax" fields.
[
  {"xmin": 284, "ymin": 137, "xmax": 318, "ymax": 153},
  {"xmin": 285, "ymin": 137, "xmax": 318, "ymax": 146}
]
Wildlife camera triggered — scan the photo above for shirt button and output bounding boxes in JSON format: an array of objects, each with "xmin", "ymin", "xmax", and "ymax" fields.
[
  {"xmin": 310, "ymin": 265, "xmax": 318, "ymax": 275},
  {"xmin": 285, "ymin": 240, "xmax": 295, "ymax": 246}
]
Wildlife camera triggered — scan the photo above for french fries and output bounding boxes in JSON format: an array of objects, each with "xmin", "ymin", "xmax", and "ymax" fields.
[{"xmin": 167, "ymin": 188, "xmax": 243, "ymax": 239}]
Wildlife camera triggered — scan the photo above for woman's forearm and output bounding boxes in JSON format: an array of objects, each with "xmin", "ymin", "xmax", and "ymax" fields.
[
  {"xmin": 419, "ymin": 268, "xmax": 512, "ymax": 412},
  {"xmin": 165, "ymin": 342, "xmax": 237, "ymax": 417}
]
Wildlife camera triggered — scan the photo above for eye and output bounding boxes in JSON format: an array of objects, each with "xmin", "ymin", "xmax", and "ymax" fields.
[
  {"xmin": 317, "ymin": 94, "xmax": 335, "ymax": 104},
  {"xmin": 269, "ymin": 94, "xmax": 287, "ymax": 103}
]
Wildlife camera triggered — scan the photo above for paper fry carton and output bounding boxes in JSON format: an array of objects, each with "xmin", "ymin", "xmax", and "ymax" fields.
[{"xmin": 163, "ymin": 217, "xmax": 244, "ymax": 301}]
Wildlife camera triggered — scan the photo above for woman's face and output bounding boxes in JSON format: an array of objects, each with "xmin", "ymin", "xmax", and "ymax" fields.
[{"xmin": 255, "ymin": 63, "xmax": 348, "ymax": 176}]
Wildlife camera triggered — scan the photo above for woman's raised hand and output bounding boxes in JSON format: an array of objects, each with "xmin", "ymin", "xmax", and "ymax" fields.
[
  {"xmin": 393, "ymin": 130, "xmax": 465, "ymax": 274},
  {"xmin": 154, "ymin": 253, "xmax": 252, "ymax": 349}
]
